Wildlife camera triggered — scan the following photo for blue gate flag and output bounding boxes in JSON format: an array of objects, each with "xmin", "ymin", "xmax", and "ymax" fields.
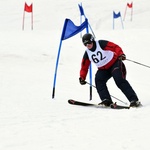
[
  {"xmin": 113, "ymin": 11, "xmax": 121, "ymax": 19},
  {"xmin": 52, "ymin": 18, "xmax": 88, "ymax": 99},
  {"xmin": 78, "ymin": 4, "xmax": 85, "ymax": 16},
  {"xmin": 113, "ymin": 11, "xmax": 124, "ymax": 29},
  {"xmin": 78, "ymin": 3, "xmax": 96, "ymax": 38},
  {"xmin": 61, "ymin": 18, "xmax": 88, "ymax": 40}
]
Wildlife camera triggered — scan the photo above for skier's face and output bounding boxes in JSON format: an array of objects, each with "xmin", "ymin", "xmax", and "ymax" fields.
[{"xmin": 85, "ymin": 42, "xmax": 93, "ymax": 49}]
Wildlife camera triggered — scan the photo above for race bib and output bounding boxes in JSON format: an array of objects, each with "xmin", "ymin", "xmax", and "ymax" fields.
[{"xmin": 86, "ymin": 41, "xmax": 114, "ymax": 67}]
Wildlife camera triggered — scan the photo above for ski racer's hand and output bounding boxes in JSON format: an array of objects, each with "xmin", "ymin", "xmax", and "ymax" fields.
[
  {"xmin": 79, "ymin": 77, "xmax": 86, "ymax": 85},
  {"xmin": 118, "ymin": 54, "xmax": 126, "ymax": 60}
]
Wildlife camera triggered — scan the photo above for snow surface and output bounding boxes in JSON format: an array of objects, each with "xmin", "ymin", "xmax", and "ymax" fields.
[{"xmin": 0, "ymin": 0, "xmax": 150, "ymax": 150}]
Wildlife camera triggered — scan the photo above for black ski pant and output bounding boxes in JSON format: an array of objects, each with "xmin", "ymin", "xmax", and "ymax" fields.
[{"xmin": 95, "ymin": 60, "xmax": 138, "ymax": 102}]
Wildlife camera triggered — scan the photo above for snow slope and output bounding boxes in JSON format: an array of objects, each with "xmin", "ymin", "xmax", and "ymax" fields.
[{"xmin": 0, "ymin": 0, "xmax": 150, "ymax": 150}]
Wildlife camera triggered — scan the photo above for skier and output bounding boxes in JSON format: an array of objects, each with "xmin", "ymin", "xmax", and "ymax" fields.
[{"xmin": 79, "ymin": 33, "xmax": 140, "ymax": 107}]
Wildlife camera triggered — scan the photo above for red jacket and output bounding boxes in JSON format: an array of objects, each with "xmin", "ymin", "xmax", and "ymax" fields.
[{"xmin": 80, "ymin": 40, "xmax": 124, "ymax": 80}]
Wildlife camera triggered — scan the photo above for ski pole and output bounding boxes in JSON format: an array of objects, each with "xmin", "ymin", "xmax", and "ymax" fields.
[
  {"xmin": 126, "ymin": 58, "xmax": 150, "ymax": 69},
  {"xmin": 86, "ymin": 81, "xmax": 128, "ymax": 105}
]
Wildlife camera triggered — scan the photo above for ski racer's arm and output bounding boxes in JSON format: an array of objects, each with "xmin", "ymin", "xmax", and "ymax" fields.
[
  {"xmin": 99, "ymin": 40, "xmax": 125, "ymax": 58},
  {"xmin": 80, "ymin": 51, "xmax": 91, "ymax": 80}
]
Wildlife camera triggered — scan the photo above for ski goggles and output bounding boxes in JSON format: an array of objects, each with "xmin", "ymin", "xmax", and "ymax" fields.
[{"xmin": 83, "ymin": 41, "xmax": 93, "ymax": 46}]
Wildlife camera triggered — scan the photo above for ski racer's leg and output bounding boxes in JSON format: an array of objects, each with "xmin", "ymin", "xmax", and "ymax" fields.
[
  {"xmin": 111, "ymin": 60, "xmax": 139, "ymax": 102},
  {"xmin": 95, "ymin": 69, "xmax": 112, "ymax": 101}
]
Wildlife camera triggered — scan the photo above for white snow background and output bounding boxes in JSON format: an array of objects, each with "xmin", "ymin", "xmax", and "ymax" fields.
[{"xmin": 0, "ymin": 0, "xmax": 150, "ymax": 150}]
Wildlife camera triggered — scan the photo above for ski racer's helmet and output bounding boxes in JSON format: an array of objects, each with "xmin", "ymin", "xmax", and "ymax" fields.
[{"xmin": 82, "ymin": 33, "xmax": 94, "ymax": 45}]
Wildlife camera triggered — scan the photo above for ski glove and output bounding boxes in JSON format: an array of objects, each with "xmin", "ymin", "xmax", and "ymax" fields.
[
  {"xmin": 79, "ymin": 77, "xmax": 86, "ymax": 85},
  {"xmin": 118, "ymin": 54, "xmax": 126, "ymax": 60}
]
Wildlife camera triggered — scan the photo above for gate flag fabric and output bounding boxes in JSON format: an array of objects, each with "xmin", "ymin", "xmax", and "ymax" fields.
[
  {"xmin": 113, "ymin": 11, "xmax": 121, "ymax": 18},
  {"xmin": 24, "ymin": 2, "xmax": 32, "ymax": 12},
  {"xmin": 61, "ymin": 18, "xmax": 88, "ymax": 40}
]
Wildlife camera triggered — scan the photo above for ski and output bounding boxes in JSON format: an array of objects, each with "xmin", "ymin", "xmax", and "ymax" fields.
[{"xmin": 68, "ymin": 99, "xmax": 130, "ymax": 109}]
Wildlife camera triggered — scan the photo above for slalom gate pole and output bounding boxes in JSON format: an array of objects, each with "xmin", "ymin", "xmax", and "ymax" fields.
[
  {"xmin": 126, "ymin": 59, "xmax": 150, "ymax": 69},
  {"xmin": 86, "ymin": 81, "xmax": 128, "ymax": 105}
]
